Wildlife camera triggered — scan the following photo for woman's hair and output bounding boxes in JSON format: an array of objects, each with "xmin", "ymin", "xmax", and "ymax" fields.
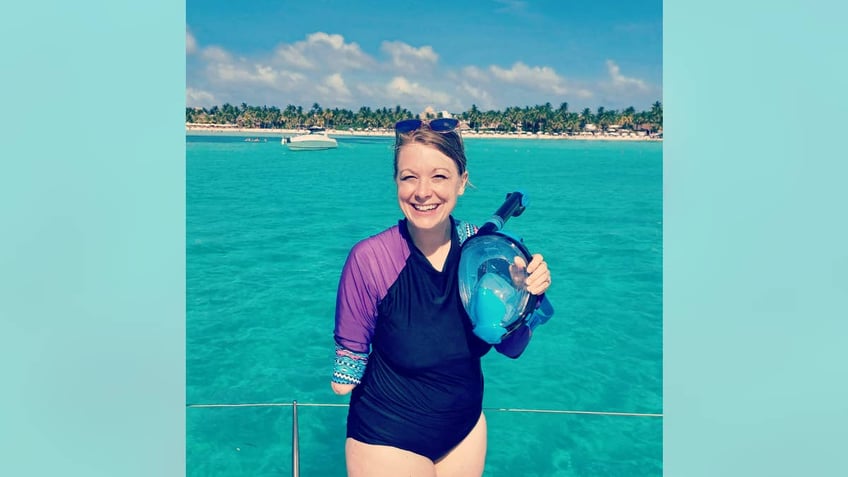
[{"xmin": 393, "ymin": 125, "xmax": 467, "ymax": 177}]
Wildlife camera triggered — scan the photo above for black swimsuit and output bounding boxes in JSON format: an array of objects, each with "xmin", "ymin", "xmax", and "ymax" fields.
[
  {"xmin": 335, "ymin": 218, "xmax": 491, "ymax": 460},
  {"xmin": 334, "ymin": 217, "xmax": 532, "ymax": 460}
]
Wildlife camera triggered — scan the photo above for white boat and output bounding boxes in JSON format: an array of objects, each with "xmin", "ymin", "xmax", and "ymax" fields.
[{"xmin": 282, "ymin": 127, "xmax": 338, "ymax": 151}]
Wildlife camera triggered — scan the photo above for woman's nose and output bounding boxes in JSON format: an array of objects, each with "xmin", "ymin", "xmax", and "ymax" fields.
[{"xmin": 415, "ymin": 179, "xmax": 432, "ymax": 198}]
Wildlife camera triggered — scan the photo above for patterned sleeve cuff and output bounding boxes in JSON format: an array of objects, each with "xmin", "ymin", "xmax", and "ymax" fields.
[{"xmin": 332, "ymin": 344, "xmax": 369, "ymax": 385}]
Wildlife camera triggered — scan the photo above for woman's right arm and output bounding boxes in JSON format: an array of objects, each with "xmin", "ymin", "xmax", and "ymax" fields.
[
  {"xmin": 331, "ymin": 344, "xmax": 369, "ymax": 394},
  {"xmin": 331, "ymin": 241, "xmax": 380, "ymax": 395},
  {"xmin": 331, "ymin": 382, "xmax": 356, "ymax": 395}
]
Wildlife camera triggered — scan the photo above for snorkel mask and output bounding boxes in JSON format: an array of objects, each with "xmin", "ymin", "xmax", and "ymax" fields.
[{"xmin": 458, "ymin": 191, "xmax": 555, "ymax": 344}]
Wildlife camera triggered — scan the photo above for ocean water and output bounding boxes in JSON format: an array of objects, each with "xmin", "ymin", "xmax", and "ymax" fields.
[{"xmin": 186, "ymin": 134, "xmax": 663, "ymax": 476}]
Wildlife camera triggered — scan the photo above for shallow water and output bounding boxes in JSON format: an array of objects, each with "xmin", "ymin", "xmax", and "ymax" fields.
[{"xmin": 187, "ymin": 134, "xmax": 663, "ymax": 476}]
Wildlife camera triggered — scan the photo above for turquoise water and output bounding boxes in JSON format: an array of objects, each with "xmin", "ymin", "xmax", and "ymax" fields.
[{"xmin": 187, "ymin": 134, "xmax": 663, "ymax": 476}]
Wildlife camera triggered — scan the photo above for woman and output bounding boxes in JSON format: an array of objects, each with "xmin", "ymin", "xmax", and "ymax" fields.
[{"xmin": 331, "ymin": 118, "xmax": 552, "ymax": 477}]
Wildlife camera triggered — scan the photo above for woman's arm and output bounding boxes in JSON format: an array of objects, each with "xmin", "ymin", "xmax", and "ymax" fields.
[
  {"xmin": 331, "ymin": 382, "xmax": 356, "ymax": 395},
  {"xmin": 331, "ymin": 344, "xmax": 369, "ymax": 394},
  {"xmin": 331, "ymin": 238, "xmax": 387, "ymax": 395}
]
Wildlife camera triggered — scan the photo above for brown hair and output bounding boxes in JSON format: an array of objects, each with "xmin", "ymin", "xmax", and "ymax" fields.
[{"xmin": 393, "ymin": 125, "xmax": 467, "ymax": 178}]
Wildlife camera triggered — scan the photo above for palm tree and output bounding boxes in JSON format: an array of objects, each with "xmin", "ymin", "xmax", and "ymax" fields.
[
  {"xmin": 467, "ymin": 104, "xmax": 481, "ymax": 131},
  {"xmin": 580, "ymin": 108, "xmax": 593, "ymax": 130},
  {"xmin": 188, "ymin": 100, "xmax": 666, "ymax": 136},
  {"xmin": 650, "ymin": 101, "xmax": 663, "ymax": 130},
  {"xmin": 620, "ymin": 106, "xmax": 636, "ymax": 130},
  {"xmin": 597, "ymin": 107, "xmax": 618, "ymax": 132}
]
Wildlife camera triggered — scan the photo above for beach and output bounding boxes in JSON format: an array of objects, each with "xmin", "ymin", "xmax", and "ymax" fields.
[{"xmin": 186, "ymin": 124, "xmax": 662, "ymax": 142}]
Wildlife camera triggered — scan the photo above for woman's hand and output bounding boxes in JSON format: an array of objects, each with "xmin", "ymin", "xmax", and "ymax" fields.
[{"xmin": 512, "ymin": 254, "xmax": 551, "ymax": 295}]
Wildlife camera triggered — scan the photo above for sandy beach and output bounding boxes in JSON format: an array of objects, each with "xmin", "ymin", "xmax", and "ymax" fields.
[{"xmin": 186, "ymin": 124, "xmax": 662, "ymax": 142}]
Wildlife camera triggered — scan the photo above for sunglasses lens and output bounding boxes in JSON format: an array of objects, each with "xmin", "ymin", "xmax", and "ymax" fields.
[
  {"xmin": 395, "ymin": 119, "xmax": 422, "ymax": 133},
  {"xmin": 395, "ymin": 118, "xmax": 459, "ymax": 134},
  {"xmin": 430, "ymin": 118, "xmax": 459, "ymax": 132}
]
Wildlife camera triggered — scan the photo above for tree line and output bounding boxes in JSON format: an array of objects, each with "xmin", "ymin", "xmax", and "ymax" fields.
[{"xmin": 186, "ymin": 101, "xmax": 662, "ymax": 134}]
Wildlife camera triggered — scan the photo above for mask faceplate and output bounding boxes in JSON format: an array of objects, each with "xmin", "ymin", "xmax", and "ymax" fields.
[{"xmin": 458, "ymin": 233, "xmax": 534, "ymax": 344}]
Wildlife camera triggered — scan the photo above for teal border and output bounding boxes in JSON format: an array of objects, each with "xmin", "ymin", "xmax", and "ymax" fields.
[
  {"xmin": 1, "ymin": 1, "xmax": 185, "ymax": 475},
  {"xmin": 4, "ymin": 0, "xmax": 848, "ymax": 474},
  {"xmin": 665, "ymin": 1, "xmax": 848, "ymax": 475}
]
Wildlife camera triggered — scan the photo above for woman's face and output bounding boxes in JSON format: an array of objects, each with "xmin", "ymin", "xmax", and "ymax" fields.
[{"xmin": 395, "ymin": 142, "xmax": 468, "ymax": 235}]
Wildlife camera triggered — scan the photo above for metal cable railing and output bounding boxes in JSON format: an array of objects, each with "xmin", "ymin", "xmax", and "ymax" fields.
[
  {"xmin": 187, "ymin": 401, "xmax": 663, "ymax": 477},
  {"xmin": 187, "ymin": 401, "xmax": 662, "ymax": 417}
]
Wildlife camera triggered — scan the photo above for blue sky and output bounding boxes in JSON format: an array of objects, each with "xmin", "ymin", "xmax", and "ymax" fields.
[{"xmin": 187, "ymin": 0, "xmax": 662, "ymax": 114}]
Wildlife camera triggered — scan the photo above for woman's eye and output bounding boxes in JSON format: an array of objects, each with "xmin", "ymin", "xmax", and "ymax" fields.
[
  {"xmin": 433, "ymin": 175, "xmax": 447, "ymax": 180},
  {"xmin": 400, "ymin": 175, "xmax": 416, "ymax": 181}
]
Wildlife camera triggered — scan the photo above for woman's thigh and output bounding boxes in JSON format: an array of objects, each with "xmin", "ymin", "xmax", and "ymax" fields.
[
  {"xmin": 435, "ymin": 412, "xmax": 487, "ymax": 477},
  {"xmin": 345, "ymin": 438, "xmax": 436, "ymax": 477}
]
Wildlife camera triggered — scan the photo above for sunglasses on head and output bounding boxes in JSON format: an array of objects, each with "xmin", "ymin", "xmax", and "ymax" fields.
[{"xmin": 394, "ymin": 118, "xmax": 460, "ymax": 134}]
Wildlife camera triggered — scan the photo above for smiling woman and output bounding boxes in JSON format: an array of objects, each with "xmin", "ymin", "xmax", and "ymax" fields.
[{"xmin": 331, "ymin": 118, "xmax": 552, "ymax": 477}]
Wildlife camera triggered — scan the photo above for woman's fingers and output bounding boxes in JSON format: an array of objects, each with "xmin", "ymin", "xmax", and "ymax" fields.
[
  {"xmin": 516, "ymin": 254, "xmax": 551, "ymax": 295},
  {"xmin": 526, "ymin": 254, "xmax": 543, "ymax": 273}
]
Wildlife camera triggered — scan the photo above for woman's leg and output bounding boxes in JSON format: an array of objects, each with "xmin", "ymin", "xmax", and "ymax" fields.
[
  {"xmin": 434, "ymin": 413, "xmax": 487, "ymax": 477},
  {"xmin": 345, "ymin": 438, "xmax": 437, "ymax": 477}
]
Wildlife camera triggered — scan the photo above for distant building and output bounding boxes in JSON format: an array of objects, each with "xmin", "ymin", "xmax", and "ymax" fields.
[{"xmin": 418, "ymin": 106, "xmax": 453, "ymax": 119}]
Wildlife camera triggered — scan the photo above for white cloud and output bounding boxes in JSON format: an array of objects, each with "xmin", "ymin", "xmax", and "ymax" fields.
[
  {"xmin": 487, "ymin": 62, "xmax": 593, "ymax": 99},
  {"xmin": 186, "ymin": 31, "xmax": 657, "ymax": 111},
  {"xmin": 254, "ymin": 64, "xmax": 279, "ymax": 84},
  {"xmin": 186, "ymin": 87, "xmax": 215, "ymax": 107},
  {"xmin": 381, "ymin": 41, "xmax": 438, "ymax": 73},
  {"xmin": 201, "ymin": 46, "xmax": 232, "ymax": 63},
  {"xmin": 489, "ymin": 62, "xmax": 568, "ymax": 94},
  {"xmin": 274, "ymin": 45, "xmax": 314, "ymax": 69},
  {"xmin": 186, "ymin": 28, "xmax": 197, "ymax": 55},
  {"xmin": 210, "ymin": 62, "xmax": 271, "ymax": 85},
  {"xmin": 460, "ymin": 66, "xmax": 490, "ymax": 83},
  {"xmin": 606, "ymin": 60, "xmax": 648, "ymax": 91},
  {"xmin": 209, "ymin": 61, "xmax": 307, "ymax": 89},
  {"xmin": 317, "ymin": 73, "xmax": 352, "ymax": 99},
  {"xmin": 384, "ymin": 76, "xmax": 454, "ymax": 110},
  {"xmin": 308, "ymin": 32, "xmax": 347, "ymax": 49},
  {"xmin": 459, "ymin": 82, "xmax": 495, "ymax": 110},
  {"xmin": 274, "ymin": 32, "xmax": 375, "ymax": 71},
  {"xmin": 199, "ymin": 43, "xmax": 307, "ymax": 90}
]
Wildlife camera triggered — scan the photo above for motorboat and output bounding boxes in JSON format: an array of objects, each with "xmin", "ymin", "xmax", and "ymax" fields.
[{"xmin": 282, "ymin": 127, "xmax": 338, "ymax": 150}]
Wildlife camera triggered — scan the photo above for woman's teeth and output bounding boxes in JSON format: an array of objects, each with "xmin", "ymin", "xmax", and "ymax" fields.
[{"xmin": 413, "ymin": 204, "xmax": 439, "ymax": 211}]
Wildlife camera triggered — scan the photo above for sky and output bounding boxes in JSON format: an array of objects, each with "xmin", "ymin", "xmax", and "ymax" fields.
[{"xmin": 187, "ymin": 0, "xmax": 662, "ymax": 115}]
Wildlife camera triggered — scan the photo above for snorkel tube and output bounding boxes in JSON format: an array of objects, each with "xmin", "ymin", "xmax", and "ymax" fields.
[
  {"xmin": 458, "ymin": 191, "xmax": 555, "ymax": 344},
  {"xmin": 476, "ymin": 191, "xmax": 528, "ymax": 235}
]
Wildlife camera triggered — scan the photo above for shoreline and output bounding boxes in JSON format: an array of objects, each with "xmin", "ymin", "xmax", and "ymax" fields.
[{"xmin": 186, "ymin": 125, "xmax": 662, "ymax": 142}]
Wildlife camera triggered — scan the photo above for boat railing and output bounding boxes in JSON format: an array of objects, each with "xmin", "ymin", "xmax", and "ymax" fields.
[{"xmin": 187, "ymin": 401, "xmax": 662, "ymax": 477}]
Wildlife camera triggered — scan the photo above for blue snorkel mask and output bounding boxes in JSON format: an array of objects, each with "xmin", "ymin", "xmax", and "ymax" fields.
[{"xmin": 458, "ymin": 191, "xmax": 555, "ymax": 344}]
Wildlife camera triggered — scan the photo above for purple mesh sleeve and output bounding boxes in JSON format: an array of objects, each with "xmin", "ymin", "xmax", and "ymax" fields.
[{"xmin": 334, "ymin": 225, "xmax": 409, "ymax": 353}]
